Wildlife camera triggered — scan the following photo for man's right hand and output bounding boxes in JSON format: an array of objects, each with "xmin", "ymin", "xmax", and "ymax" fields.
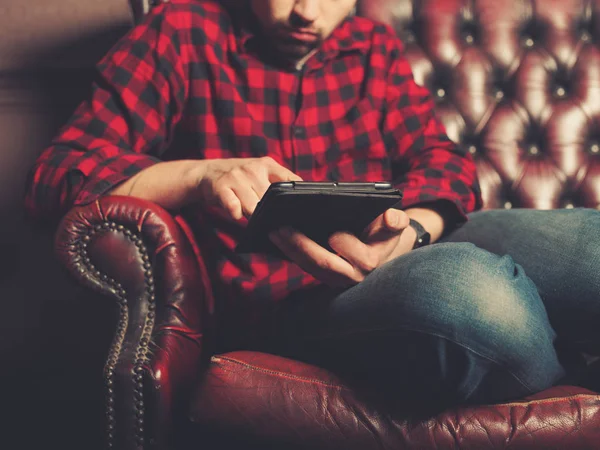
[
  {"xmin": 196, "ymin": 157, "xmax": 302, "ymax": 221},
  {"xmin": 108, "ymin": 156, "xmax": 301, "ymax": 220}
]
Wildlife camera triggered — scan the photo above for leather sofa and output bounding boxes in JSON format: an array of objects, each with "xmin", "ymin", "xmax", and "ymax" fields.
[{"xmin": 10, "ymin": 0, "xmax": 600, "ymax": 448}]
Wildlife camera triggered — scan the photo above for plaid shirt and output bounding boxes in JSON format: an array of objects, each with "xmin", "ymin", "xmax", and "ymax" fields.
[{"xmin": 26, "ymin": 0, "xmax": 482, "ymax": 333}]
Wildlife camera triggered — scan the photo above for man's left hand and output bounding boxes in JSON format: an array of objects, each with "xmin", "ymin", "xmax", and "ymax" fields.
[{"xmin": 269, "ymin": 208, "xmax": 415, "ymax": 287}]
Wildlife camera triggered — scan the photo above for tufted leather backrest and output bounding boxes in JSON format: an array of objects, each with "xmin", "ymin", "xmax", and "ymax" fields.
[{"xmin": 358, "ymin": 0, "xmax": 600, "ymax": 210}]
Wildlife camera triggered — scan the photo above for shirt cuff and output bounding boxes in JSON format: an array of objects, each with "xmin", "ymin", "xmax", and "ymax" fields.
[
  {"xmin": 72, "ymin": 153, "xmax": 161, "ymax": 206},
  {"xmin": 392, "ymin": 191, "xmax": 472, "ymax": 235}
]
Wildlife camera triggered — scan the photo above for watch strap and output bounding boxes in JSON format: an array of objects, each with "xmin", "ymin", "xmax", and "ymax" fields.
[{"xmin": 409, "ymin": 218, "xmax": 431, "ymax": 249}]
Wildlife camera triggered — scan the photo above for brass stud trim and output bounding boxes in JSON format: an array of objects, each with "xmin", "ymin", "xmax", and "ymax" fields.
[{"xmin": 77, "ymin": 222, "xmax": 156, "ymax": 449}]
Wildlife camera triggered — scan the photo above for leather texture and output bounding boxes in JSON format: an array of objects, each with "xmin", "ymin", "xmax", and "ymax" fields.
[
  {"xmin": 358, "ymin": 0, "xmax": 600, "ymax": 211},
  {"xmin": 190, "ymin": 351, "xmax": 600, "ymax": 450},
  {"xmin": 56, "ymin": 196, "xmax": 211, "ymax": 449},
  {"xmin": 48, "ymin": 0, "xmax": 600, "ymax": 449}
]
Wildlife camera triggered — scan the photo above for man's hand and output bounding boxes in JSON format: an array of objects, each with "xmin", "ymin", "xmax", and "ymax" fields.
[
  {"xmin": 107, "ymin": 156, "xmax": 301, "ymax": 216},
  {"xmin": 197, "ymin": 157, "xmax": 302, "ymax": 221},
  {"xmin": 269, "ymin": 208, "xmax": 415, "ymax": 287}
]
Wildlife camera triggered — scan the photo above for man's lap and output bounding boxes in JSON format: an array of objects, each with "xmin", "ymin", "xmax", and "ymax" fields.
[
  {"xmin": 265, "ymin": 208, "xmax": 600, "ymax": 396},
  {"xmin": 276, "ymin": 208, "xmax": 600, "ymax": 338},
  {"xmin": 269, "ymin": 239, "xmax": 565, "ymax": 404}
]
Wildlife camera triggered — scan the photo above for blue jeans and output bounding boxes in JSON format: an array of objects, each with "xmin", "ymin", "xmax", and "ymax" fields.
[{"xmin": 272, "ymin": 208, "xmax": 600, "ymax": 410}]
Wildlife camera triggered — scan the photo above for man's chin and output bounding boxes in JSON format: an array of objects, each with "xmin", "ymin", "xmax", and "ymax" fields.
[{"xmin": 272, "ymin": 42, "xmax": 317, "ymax": 64}]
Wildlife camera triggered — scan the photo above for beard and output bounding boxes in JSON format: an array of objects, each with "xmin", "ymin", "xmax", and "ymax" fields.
[
  {"xmin": 272, "ymin": 38, "xmax": 319, "ymax": 61},
  {"xmin": 261, "ymin": 23, "xmax": 323, "ymax": 63}
]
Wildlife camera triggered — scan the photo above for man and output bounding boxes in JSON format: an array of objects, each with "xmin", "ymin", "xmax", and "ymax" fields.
[{"xmin": 25, "ymin": 0, "xmax": 600, "ymax": 411}]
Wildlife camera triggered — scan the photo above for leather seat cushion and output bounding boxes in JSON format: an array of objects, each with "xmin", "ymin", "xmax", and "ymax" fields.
[{"xmin": 189, "ymin": 350, "xmax": 600, "ymax": 450}]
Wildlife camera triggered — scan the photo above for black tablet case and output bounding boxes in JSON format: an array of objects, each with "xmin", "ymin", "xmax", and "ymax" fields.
[{"xmin": 237, "ymin": 183, "xmax": 402, "ymax": 254}]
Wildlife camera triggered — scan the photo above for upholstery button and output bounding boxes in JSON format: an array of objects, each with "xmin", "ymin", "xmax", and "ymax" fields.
[
  {"xmin": 528, "ymin": 145, "xmax": 539, "ymax": 155},
  {"xmin": 403, "ymin": 31, "xmax": 416, "ymax": 44},
  {"xmin": 504, "ymin": 201, "xmax": 513, "ymax": 209},
  {"xmin": 581, "ymin": 32, "xmax": 591, "ymax": 42},
  {"xmin": 436, "ymin": 88, "xmax": 446, "ymax": 98},
  {"xmin": 468, "ymin": 145, "xmax": 477, "ymax": 155},
  {"xmin": 555, "ymin": 86, "xmax": 566, "ymax": 98},
  {"xmin": 460, "ymin": 16, "xmax": 479, "ymax": 46},
  {"xmin": 565, "ymin": 203, "xmax": 574, "ymax": 209},
  {"xmin": 524, "ymin": 37, "xmax": 534, "ymax": 48},
  {"xmin": 589, "ymin": 143, "xmax": 600, "ymax": 154},
  {"xmin": 495, "ymin": 89, "xmax": 504, "ymax": 100}
]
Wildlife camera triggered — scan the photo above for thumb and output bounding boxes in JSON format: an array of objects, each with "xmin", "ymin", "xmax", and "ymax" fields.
[
  {"xmin": 383, "ymin": 209, "xmax": 409, "ymax": 232},
  {"xmin": 362, "ymin": 209, "xmax": 408, "ymax": 241}
]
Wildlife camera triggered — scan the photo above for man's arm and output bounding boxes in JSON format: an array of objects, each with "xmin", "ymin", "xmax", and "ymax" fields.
[
  {"xmin": 270, "ymin": 29, "xmax": 483, "ymax": 286},
  {"xmin": 381, "ymin": 30, "xmax": 483, "ymax": 242},
  {"xmin": 24, "ymin": 3, "xmax": 189, "ymax": 221},
  {"xmin": 107, "ymin": 160, "xmax": 207, "ymax": 209},
  {"xmin": 108, "ymin": 157, "xmax": 302, "ymax": 218}
]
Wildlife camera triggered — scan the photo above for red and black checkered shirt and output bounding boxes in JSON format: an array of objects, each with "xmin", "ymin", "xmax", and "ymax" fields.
[{"xmin": 26, "ymin": 0, "xmax": 482, "ymax": 327}]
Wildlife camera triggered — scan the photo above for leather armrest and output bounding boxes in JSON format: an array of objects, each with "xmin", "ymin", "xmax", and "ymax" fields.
[{"xmin": 55, "ymin": 196, "xmax": 213, "ymax": 450}]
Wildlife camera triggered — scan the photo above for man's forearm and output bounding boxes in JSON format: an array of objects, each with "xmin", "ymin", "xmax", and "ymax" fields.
[
  {"xmin": 108, "ymin": 162, "xmax": 453, "ymax": 239},
  {"xmin": 108, "ymin": 160, "xmax": 206, "ymax": 210},
  {"xmin": 404, "ymin": 206, "xmax": 445, "ymax": 243},
  {"xmin": 382, "ymin": 205, "xmax": 444, "ymax": 261},
  {"xmin": 404, "ymin": 199, "xmax": 462, "ymax": 244}
]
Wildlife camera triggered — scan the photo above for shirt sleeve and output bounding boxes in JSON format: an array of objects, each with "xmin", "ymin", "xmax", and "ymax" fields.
[
  {"xmin": 24, "ymin": 3, "xmax": 189, "ymax": 222},
  {"xmin": 380, "ymin": 33, "xmax": 483, "ymax": 223}
]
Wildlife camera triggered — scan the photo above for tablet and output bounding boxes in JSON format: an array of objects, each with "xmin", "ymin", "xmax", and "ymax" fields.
[{"xmin": 236, "ymin": 181, "xmax": 403, "ymax": 254}]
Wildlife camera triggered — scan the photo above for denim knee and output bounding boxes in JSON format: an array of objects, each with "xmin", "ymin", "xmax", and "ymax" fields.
[
  {"xmin": 373, "ymin": 242, "xmax": 565, "ymax": 393},
  {"xmin": 444, "ymin": 208, "xmax": 600, "ymax": 354},
  {"xmin": 562, "ymin": 208, "xmax": 600, "ymax": 274}
]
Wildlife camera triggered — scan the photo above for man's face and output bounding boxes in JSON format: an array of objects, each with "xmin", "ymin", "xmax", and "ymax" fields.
[{"xmin": 250, "ymin": 0, "xmax": 357, "ymax": 62}]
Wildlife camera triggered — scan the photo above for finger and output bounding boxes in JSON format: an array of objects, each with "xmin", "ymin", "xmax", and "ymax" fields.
[
  {"xmin": 230, "ymin": 184, "xmax": 261, "ymax": 218},
  {"xmin": 383, "ymin": 208, "xmax": 410, "ymax": 232},
  {"xmin": 251, "ymin": 177, "xmax": 272, "ymax": 200},
  {"xmin": 263, "ymin": 157, "xmax": 303, "ymax": 182},
  {"xmin": 270, "ymin": 229, "xmax": 363, "ymax": 286},
  {"xmin": 363, "ymin": 209, "xmax": 409, "ymax": 241},
  {"xmin": 243, "ymin": 167, "xmax": 272, "ymax": 200},
  {"xmin": 363, "ymin": 213, "xmax": 386, "ymax": 236},
  {"xmin": 216, "ymin": 188, "xmax": 243, "ymax": 221},
  {"xmin": 328, "ymin": 232, "xmax": 380, "ymax": 274}
]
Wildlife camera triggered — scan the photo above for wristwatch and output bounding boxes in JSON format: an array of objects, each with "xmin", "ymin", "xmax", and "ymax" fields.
[{"xmin": 409, "ymin": 218, "xmax": 431, "ymax": 249}]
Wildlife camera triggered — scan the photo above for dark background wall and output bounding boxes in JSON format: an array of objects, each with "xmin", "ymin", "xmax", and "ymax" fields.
[{"xmin": 0, "ymin": 1, "xmax": 134, "ymax": 448}]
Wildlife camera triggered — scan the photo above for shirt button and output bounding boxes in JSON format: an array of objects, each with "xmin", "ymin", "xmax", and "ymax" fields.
[{"xmin": 292, "ymin": 126, "xmax": 306, "ymax": 138}]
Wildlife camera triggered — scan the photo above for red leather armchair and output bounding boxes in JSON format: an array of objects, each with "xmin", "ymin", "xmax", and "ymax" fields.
[{"xmin": 54, "ymin": 0, "xmax": 600, "ymax": 449}]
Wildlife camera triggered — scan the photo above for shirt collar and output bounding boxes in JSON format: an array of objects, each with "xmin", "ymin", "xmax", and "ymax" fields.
[{"xmin": 317, "ymin": 17, "xmax": 371, "ymax": 62}]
